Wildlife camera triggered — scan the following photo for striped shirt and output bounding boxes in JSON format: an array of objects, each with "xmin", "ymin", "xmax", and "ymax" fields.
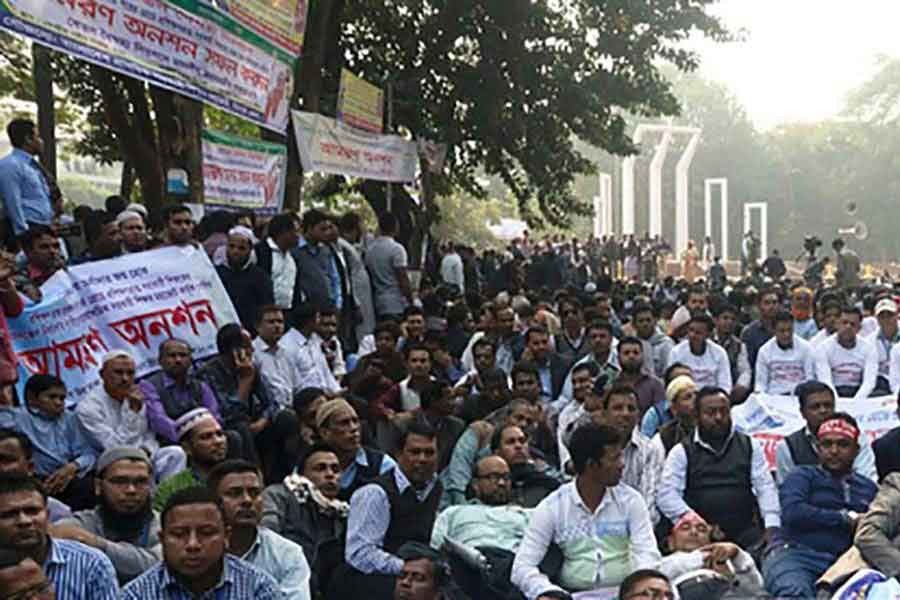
[
  {"xmin": 46, "ymin": 538, "xmax": 119, "ymax": 600},
  {"xmin": 122, "ymin": 554, "xmax": 280, "ymax": 600}
]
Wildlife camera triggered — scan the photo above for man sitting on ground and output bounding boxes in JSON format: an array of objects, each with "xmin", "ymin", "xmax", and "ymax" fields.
[
  {"xmin": 618, "ymin": 570, "xmax": 674, "ymax": 600},
  {"xmin": 52, "ymin": 447, "xmax": 161, "ymax": 584},
  {"xmin": 0, "ymin": 549, "xmax": 55, "ymax": 600},
  {"xmin": 388, "ymin": 380, "xmax": 466, "ymax": 473},
  {"xmin": 754, "ymin": 310, "xmax": 816, "ymax": 396},
  {"xmin": 0, "ymin": 428, "xmax": 71, "ymax": 521},
  {"xmin": 492, "ymin": 424, "xmax": 561, "ymax": 509},
  {"xmin": 763, "ymin": 413, "xmax": 877, "ymax": 598},
  {"xmin": 814, "ymin": 305, "xmax": 879, "ymax": 401},
  {"xmin": 667, "ymin": 314, "xmax": 732, "ymax": 393}
]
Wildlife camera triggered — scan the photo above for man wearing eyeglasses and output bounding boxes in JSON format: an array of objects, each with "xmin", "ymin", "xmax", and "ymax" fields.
[
  {"xmin": 49, "ymin": 447, "xmax": 161, "ymax": 585},
  {"xmin": 618, "ymin": 569, "xmax": 674, "ymax": 600}
]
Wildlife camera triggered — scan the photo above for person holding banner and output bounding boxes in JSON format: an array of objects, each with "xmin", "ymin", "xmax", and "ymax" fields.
[
  {"xmin": 116, "ymin": 210, "xmax": 148, "ymax": 254},
  {"xmin": 754, "ymin": 310, "xmax": 816, "ymax": 396},
  {"xmin": 774, "ymin": 381, "xmax": 877, "ymax": 485},
  {"xmin": 763, "ymin": 413, "xmax": 877, "ymax": 599}
]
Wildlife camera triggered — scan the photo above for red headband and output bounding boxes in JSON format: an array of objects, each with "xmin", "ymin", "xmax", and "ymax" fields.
[{"xmin": 817, "ymin": 419, "xmax": 859, "ymax": 442}]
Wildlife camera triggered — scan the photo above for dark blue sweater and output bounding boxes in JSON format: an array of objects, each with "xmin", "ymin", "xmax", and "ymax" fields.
[{"xmin": 780, "ymin": 465, "xmax": 877, "ymax": 556}]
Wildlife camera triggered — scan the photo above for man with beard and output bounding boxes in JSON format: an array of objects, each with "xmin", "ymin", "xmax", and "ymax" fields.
[
  {"xmin": 668, "ymin": 313, "xmax": 732, "ymax": 393},
  {"xmin": 77, "ymin": 351, "xmax": 186, "ymax": 482},
  {"xmin": 0, "ymin": 474, "xmax": 119, "ymax": 599},
  {"xmin": 122, "ymin": 486, "xmax": 279, "ymax": 599},
  {"xmin": 262, "ymin": 445, "xmax": 348, "ymax": 593},
  {"xmin": 630, "ymin": 302, "xmax": 673, "ymax": 379},
  {"xmin": 491, "ymin": 425, "xmax": 561, "ymax": 508},
  {"xmin": 763, "ymin": 414, "xmax": 876, "ymax": 598},
  {"xmin": 209, "ymin": 460, "xmax": 311, "ymax": 599},
  {"xmin": 814, "ymin": 305, "xmax": 879, "ymax": 400},
  {"xmin": 431, "ymin": 456, "xmax": 529, "ymax": 552},
  {"xmin": 153, "ymin": 408, "xmax": 228, "ymax": 511},
  {"xmin": 615, "ymin": 336, "xmax": 665, "ymax": 415},
  {"xmin": 336, "ymin": 423, "xmax": 442, "ymax": 599},
  {"xmin": 51, "ymin": 447, "xmax": 161, "ymax": 584},
  {"xmin": 216, "ymin": 226, "xmax": 274, "ymax": 331},
  {"xmin": 658, "ymin": 387, "xmax": 781, "ymax": 550},
  {"xmin": 116, "ymin": 210, "xmax": 147, "ymax": 254}
]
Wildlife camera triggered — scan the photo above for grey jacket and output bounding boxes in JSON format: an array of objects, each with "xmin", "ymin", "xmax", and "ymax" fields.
[
  {"xmin": 856, "ymin": 472, "xmax": 900, "ymax": 576},
  {"xmin": 58, "ymin": 508, "xmax": 162, "ymax": 584}
]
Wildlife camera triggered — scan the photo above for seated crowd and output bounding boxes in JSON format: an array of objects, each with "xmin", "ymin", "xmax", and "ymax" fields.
[{"xmin": 3, "ymin": 195, "xmax": 900, "ymax": 600}]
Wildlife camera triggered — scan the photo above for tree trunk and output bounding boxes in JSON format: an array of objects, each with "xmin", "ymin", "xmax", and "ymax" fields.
[
  {"xmin": 173, "ymin": 94, "xmax": 204, "ymax": 204},
  {"xmin": 119, "ymin": 161, "xmax": 135, "ymax": 200},
  {"xmin": 32, "ymin": 44, "xmax": 56, "ymax": 177}
]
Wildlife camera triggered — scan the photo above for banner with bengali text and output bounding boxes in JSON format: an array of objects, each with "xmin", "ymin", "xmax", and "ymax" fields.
[
  {"xmin": 337, "ymin": 69, "xmax": 384, "ymax": 133},
  {"xmin": 732, "ymin": 393, "xmax": 899, "ymax": 470},
  {"xmin": 202, "ymin": 129, "xmax": 286, "ymax": 214},
  {"xmin": 200, "ymin": 0, "xmax": 307, "ymax": 57},
  {"xmin": 0, "ymin": 0, "xmax": 295, "ymax": 133},
  {"xmin": 8, "ymin": 246, "xmax": 239, "ymax": 407},
  {"xmin": 292, "ymin": 110, "xmax": 418, "ymax": 182}
]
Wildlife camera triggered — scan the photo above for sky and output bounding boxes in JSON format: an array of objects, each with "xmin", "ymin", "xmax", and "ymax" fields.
[{"xmin": 689, "ymin": 0, "xmax": 900, "ymax": 130}]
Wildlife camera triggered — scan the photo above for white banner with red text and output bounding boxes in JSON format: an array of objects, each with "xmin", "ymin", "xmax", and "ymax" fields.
[
  {"xmin": 202, "ymin": 129, "xmax": 286, "ymax": 214},
  {"xmin": 8, "ymin": 246, "xmax": 239, "ymax": 407},
  {"xmin": 0, "ymin": 0, "xmax": 295, "ymax": 132},
  {"xmin": 732, "ymin": 393, "xmax": 899, "ymax": 470},
  {"xmin": 291, "ymin": 110, "xmax": 418, "ymax": 182}
]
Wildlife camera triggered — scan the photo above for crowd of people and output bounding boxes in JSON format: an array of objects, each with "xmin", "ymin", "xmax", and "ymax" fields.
[{"xmin": 1, "ymin": 117, "xmax": 900, "ymax": 599}]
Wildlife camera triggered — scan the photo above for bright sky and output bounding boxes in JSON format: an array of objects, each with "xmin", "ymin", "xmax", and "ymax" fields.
[{"xmin": 690, "ymin": 0, "xmax": 900, "ymax": 130}]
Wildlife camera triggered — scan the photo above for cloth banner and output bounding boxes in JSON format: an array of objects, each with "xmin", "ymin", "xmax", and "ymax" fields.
[
  {"xmin": 202, "ymin": 129, "xmax": 286, "ymax": 214},
  {"xmin": 291, "ymin": 110, "xmax": 418, "ymax": 182},
  {"xmin": 8, "ymin": 247, "xmax": 239, "ymax": 407},
  {"xmin": 732, "ymin": 393, "xmax": 899, "ymax": 470},
  {"xmin": 0, "ymin": 0, "xmax": 295, "ymax": 133},
  {"xmin": 337, "ymin": 69, "xmax": 384, "ymax": 133},
  {"xmin": 200, "ymin": 0, "xmax": 307, "ymax": 57}
]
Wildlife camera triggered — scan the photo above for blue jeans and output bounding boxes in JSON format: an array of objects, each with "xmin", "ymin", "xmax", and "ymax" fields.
[{"xmin": 763, "ymin": 544, "xmax": 835, "ymax": 598}]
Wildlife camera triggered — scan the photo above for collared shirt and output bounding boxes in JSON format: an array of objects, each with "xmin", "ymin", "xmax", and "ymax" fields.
[
  {"xmin": 311, "ymin": 332, "xmax": 347, "ymax": 378},
  {"xmin": 559, "ymin": 346, "xmax": 621, "ymax": 404},
  {"xmin": 345, "ymin": 467, "xmax": 438, "ymax": 575},
  {"xmin": 621, "ymin": 427, "xmax": 665, "ymax": 523},
  {"xmin": 774, "ymin": 426, "xmax": 877, "ymax": 485},
  {"xmin": 46, "ymin": 537, "xmax": 120, "ymax": 600},
  {"xmin": 241, "ymin": 527, "xmax": 311, "ymax": 600},
  {"xmin": 280, "ymin": 328, "xmax": 340, "ymax": 393},
  {"xmin": 430, "ymin": 500, "xmax": 531, "ymax": 553},
  {"xmin": 267, "ymin": 237, "xmax": 297, "ymax": 310},
  {"xmin": 866, "ymin": 328, "xmax": 900, "ymax": 378},
  {"xmin": 138, "ymin": 372, "xmax": 222, "ymax": 443},
  {"xmin": 252, "ymin": 335, "xmax": 304, "ymax": 411},
  {"xmin": 795, "ymin": 318, "xmax": 819, "ymax": 341},
  {"xmin": 440, "ymin": 427, "xmax": 485, "ymax": 508},
  {"xmin": 122, "ymin": 554, "xmax": 280, "ymax": 600},
  {"xmin": 510, "ymin": 482, "xmax": 660, "ymax": 600},
  {"xmin": 339, "ymin": 447, "xmax": 398, "ymax": 492},
  {"xmin": 0, "ymin": 148, "xmax": 53, "ymax": 234},
  {"xmin": 75, "ymin": 387, "xmax": 159, "ymax": 454},
  {"xmin": 0, "ymin": 406, "xmax": 96, "ymax": 477},
  {"xmin": 657, "ymin": 427, "xmax": 781, "ymax": 528}
]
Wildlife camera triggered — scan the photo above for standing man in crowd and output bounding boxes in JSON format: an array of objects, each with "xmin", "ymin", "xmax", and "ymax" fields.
[
  {"xmin": 367, "ymin": 213, "xmax": 413, "ymax": 321},
  {"xmin": 216, "ymin": 225, "xmax": 274, "ymax": 331},
  {"xmin": 255, "ymin": 213, "xmax": 301, "ymax": 312},
  {"xmin": 0, "ymin": 119, "xmax": 53, "ymax": 241},
  {"xmin": 162, "ymin": 204, "xmax": 195, "ymax": 247},
  {"xmin": 117, "ymin": 210, "xmax": 148, "ymax": 254}
]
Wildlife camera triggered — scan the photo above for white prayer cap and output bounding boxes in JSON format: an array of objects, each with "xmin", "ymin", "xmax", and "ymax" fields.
[
  {"xmin": 126, "ymin": 203, "xmax": 149, "ymax": 219},
  {"xmin": 175, "ymin": 408, "xmax": 218, "ymax": 440},
  {"xmin": 228, "ymin": 225, "xmax": 257, "ymax": 244},
  {"xmin": 101, "ymin": 350, "xmax": 132, "ymax": 366},
  {"xmin": 115, "ymin": 210, "xmax": 144, "ymax": 227}
]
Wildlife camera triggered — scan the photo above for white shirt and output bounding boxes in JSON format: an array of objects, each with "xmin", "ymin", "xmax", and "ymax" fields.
[
  {"xmin": 814, "ymin": 335, "xmax": 878, "ymax": 401},
  {"xmin": 557, "ymin": 400, "xmax": 586, "ymax": 469},
  {"xmin": 667, "ymin": 340, "xmax": 733, "ymax": 392},
  {"xmin": 754, "ymin": 336, "xmax": 816, "ymax": 395},
  {"xmin": 809, "ymin": 329, "xmax": 835, "ymax": 349},
  {"xmin": 268, "ymin": 237, "xmax": 297, "ymax": 310},
  {"xmin": 865, "ymin": 328, "xmax": 899, "ymax": 379},
  {"xmin": 281, "ymin": 328, "xmax": 340, "ymax": 393},
  {"xmin": 510, "ymin": 482, "xmax": 660, "ymax": 600},
  {"xmin": 657, "ymin": 428, "xmax": 781, "ymax": 529},
  {"xmin": 252, "ymin": 335, "xmax": 303, "ymax": 411},
  {"xmin": 439, "ymin": 252, "xmax": 465, "ymax": 294},
  {"xmin": 889, "ymin": 343, "xmax": 900, "ymax": 395},
  {"xmin": 310, "ymin": 332, "xmax": 347, "ymax": 378},
  {"xmin": 75, "ymin": 387, "xmax": 159, "ymax": 454}
]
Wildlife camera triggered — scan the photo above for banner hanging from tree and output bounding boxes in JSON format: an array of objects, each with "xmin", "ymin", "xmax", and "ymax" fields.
[
  {"xmin": 8, "ymin": 247, "xmax": 239, "ymax": 407},
  {"xmin": 292, "ymin": 110, "xmax": 418, "ymax": 182},
  {"xmin": 337, "ymin": 69, "xmax": 384, "ymax": 133},
  {"xmin": 199, "ymin": 0, "xmax": 308, "ymax": 57},
  {"xmin": 202, "ymin": 129, "xmax": 286, "ymax": 214},
  {"xmin": 732, "ymin": 393, "xmax": 899, "ymax": 470},
  {"xmin": 0, "ymin": 0, "xmax": 295, "ymax": 132}
]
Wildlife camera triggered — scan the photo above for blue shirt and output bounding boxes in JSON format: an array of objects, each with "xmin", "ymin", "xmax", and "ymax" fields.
[
  {"xmin": 780, "ymin": 465, "xmax": 877, "ymax": 556},
  {"xmin": 46, "ymin": 538, "xmax": 120, "ymax": 600},
  {"xmin": 339, "ymin": 447, "xmax": 397, "ymax": 492},
  {"xmin": 0, "ymin": 406, "xmax": 96, "ymax": 477},
  {"xmin": 241, "ymin": 527, "xmax": 311, "ymax": 600},
  {"xmin": 122, "ymin": 554, "xmax": 281, "ymax": 600},
  {"xmin": 0, "ymin": 148, "xmax": 53, "ymax": 233}
]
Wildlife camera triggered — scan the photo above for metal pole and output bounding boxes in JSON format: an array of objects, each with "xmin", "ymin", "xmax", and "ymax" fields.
[{"xmin": 386, "ymin": 82, "xmax": 394, "ymax": 213}]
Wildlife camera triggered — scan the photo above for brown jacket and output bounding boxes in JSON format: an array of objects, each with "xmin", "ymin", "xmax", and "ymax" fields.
[{"xmin": 856, "ymin": 472, "xmax": 900, "ymax": 576}]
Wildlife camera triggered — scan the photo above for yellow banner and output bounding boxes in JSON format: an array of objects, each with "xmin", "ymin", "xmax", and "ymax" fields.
[{"xmin": 338, "ymin": 69, "xmax": 385, "ymax": 133}]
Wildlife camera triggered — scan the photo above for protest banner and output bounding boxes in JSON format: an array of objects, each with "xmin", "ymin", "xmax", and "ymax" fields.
[
  {"xmin": 0, "ymin": 0, "xmax": 294, "ymax": 133},
  {"xmin": 8, "ymin": 246, "xmax": 239, "ymax": 407},
  {"xmin": 202, "ymin": 129, "xmax": 286, "ymax": 214},
  {"xmin": 200, "ymin": 0, "xmax": 307, "ymax": 57},
  {"xmin": 732, "ymin": 393, "xmax": 899, "ymax": 470},
  {"xmin": 292, "ymin": 110, "xmax": 418, "ymax": 182},
  {"xmin": 337, "ymin": 69, "xmax": 384, "ymax": 133}
]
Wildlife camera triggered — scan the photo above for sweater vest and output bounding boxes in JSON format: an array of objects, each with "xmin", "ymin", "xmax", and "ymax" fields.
[{"xmin": 374, "ymin": 472, "xmax": 442, "ymax": 554}]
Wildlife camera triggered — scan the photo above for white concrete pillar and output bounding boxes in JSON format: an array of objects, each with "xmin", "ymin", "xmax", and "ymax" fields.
[{"xmin": 704, "ymin": 178, "xmax": 729, "ymax": 261}]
